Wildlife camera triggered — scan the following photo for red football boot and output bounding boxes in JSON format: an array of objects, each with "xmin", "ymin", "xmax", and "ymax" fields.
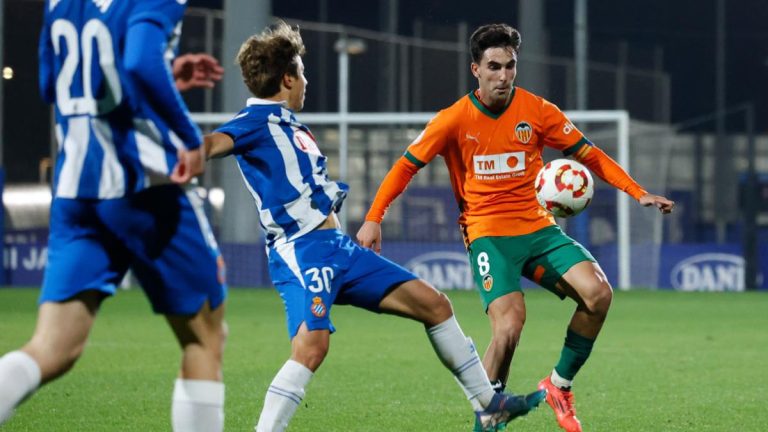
[{"xmin": 538, "ymin": 376, "xmax": 583, "ymax": 432}]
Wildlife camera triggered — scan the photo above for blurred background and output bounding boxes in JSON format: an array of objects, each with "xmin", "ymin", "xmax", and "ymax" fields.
[{"xmin": 2, "ymin": 0, "xmax": 767, "ymax": 291}]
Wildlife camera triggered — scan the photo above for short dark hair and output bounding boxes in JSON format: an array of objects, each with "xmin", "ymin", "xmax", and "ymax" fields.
[
  {"xmin": 469, "ymin": 24, "xmax": 521, "ymax": 63},
  {"xmin": 236, "ymin": 21, "xmax": 306, "ymax": 98}
]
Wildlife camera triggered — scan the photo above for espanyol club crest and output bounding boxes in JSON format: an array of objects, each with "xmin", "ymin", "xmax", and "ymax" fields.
[
  {"xmin": 310, "ymin": 297, "xmax": 327, "ymax": 318},
  {"xmin": 515, "ymin": 121, "xmax": 532, "ymax": 143}
]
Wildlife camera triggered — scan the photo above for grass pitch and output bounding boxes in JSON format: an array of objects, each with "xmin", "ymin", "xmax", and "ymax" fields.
[{"xmin": 0, "ymin": 287, "xmax": 766, "ymax": 431}]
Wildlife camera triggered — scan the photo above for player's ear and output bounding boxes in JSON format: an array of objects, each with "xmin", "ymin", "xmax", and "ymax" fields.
[
  {"xmin": 471, "ymin": 62, "xmax": 480, "ymax": 78},
  {"xmin": 282, "ymin": 73, "xmax": 294, "ymax": 90}
]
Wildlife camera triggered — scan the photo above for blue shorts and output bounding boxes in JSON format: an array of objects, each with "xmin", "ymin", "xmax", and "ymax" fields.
[
  {"xmin": 268, "ymin": 229, "xmax": 417, "ymax": 339},
  {"xmin": 41, "ymin": 185, "xmax": 227, "ymax": 315}
]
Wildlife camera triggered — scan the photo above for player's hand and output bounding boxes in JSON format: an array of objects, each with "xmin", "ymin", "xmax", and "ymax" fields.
[
  {"xmin": 638, "ymin": 193, "xmax": 675, "ymax": 214},
  {"xmin": 170, "ymin": 147, "xmax": 205, "ymax": 184},
  {"xmin": 356, "ymin": 221, "xmax": 383, "ymax": 254},
  {"xmin": 173, "ymin": 53, "xmax": 224, "ymax": 92}
]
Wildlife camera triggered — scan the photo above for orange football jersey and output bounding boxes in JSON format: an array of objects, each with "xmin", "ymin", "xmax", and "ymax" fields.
[{"xmin": 404, "ymin": 87, "xmax": 591, "ymax": 243}]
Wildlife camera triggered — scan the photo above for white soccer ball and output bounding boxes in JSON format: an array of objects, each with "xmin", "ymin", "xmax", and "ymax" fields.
[{"xmin": 535, "ymin": 159, "xmax": 594, "ymax": 218}]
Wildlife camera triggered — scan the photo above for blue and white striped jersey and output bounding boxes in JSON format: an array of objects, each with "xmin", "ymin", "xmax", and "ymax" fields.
[
  {"xmin": 215, "ymin": 98, "xmax": 349, "ymax": 247},
  {"xmin": 39, "ymin": 0, "xmax": 201, "ymax": 199}
]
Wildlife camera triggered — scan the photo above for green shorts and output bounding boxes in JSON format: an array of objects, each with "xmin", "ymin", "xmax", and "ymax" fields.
[{"xmin": 467, "ymin": 225, "xmax": 595, "ymax": 309}]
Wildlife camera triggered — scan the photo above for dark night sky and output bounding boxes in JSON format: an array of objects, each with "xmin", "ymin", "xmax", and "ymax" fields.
[
  {"xmin": 3, "ymin": 0, "xmax": 765, "ymax": 183},
  {"xmin": 260, "ymin": 0, "xmax": 767, "ymax": 129}
]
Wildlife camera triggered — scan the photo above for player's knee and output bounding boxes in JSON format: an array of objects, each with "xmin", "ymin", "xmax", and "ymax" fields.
[
  {"xmin": 429, "ymin": 290, "xmax": 454, "ymax": 320},
  {"xmin": 295, "ymin": 345, "xmax": 328, "ymax": 371},
  {"xmin": 413, "ymin": 285, "xmax": 453, "ymax": 326},
  {"xmin": 582, "ymin": 281, "xmax": 613, "ymax": 316}
]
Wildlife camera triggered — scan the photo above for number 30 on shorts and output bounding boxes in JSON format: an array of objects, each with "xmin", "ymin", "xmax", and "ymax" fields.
[
  {"xmin": 476, "ymin": 252, "xmax": 490, "ymax": 276},
  {"xmin": 305, "ymin": 267, "xmax": 334, "ymax": 293}
]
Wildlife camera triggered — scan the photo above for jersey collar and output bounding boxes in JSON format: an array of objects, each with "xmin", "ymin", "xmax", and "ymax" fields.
[
  {"xmin": 247, "ymin": 97, "xmax": 288, "ymax": 107},
  {"xmin": 469, "ymin": 88, "xmax": 516, "ymax": 119}
]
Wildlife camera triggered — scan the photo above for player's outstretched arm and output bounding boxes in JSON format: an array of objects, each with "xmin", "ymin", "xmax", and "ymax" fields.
[
  {"xmin": 356, "ymin": 221, "xmax": 383, "ymax": 253},
  {"xmin": 638, "ymin": 193, "xmax": 675, "ymax": 214},
  {"xmin": 204, "ymin": 132, "xmax": 235, "ymax": 159},
  {"xmin": 573, "ymin": 146, "xmax": 675, "ymax": 215},
  {"xmin": 574, "ymin": 145, "xmax": 648, "ymax": 200},
  {"xmin": 173, "ymin": 53, "xmax": 224, "ymax": 92},
  {"xmin": 359, "ymin": 155, "xmax": 422, "ymax": 253}
]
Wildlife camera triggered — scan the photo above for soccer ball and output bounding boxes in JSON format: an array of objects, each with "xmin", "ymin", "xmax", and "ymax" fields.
[{"xmin": 535, "ymin": 159, "xmax": 594, "ymax": 217}]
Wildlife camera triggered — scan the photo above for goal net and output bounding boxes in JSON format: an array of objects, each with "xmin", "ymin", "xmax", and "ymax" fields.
[{"xmin": 192, "ymin": 110, "xmax": 665, "ymax": 290}]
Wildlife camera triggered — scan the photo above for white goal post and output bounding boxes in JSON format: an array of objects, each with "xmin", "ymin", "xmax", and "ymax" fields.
[{"xmin": 191, "ymin": 110, "xmax": 632, "ymax": 289}]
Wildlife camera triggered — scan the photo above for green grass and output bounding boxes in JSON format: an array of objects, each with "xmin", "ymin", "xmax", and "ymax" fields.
[{"xmin": 1, "ymin": 287, "xmax": 766, "ymax": 431}]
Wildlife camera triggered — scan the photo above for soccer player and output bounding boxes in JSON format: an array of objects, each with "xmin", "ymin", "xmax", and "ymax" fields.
[
  {"xmin": 357, "ymin": 23, "xmax": 675, "ymax": 432},
  {"xmin": 0, "ymin": 1, "xmax": 227, "ymax": 431},
  {"xmin": 202, "ymin": 22, "xmax": 545, "ymax": 432}
]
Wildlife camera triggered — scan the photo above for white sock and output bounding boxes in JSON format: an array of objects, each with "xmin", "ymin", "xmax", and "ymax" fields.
[
  {"xmin": 427, "ymin": 316, "xmax": 495, "ymax": 411},
  {"xmin": 0, "ymin": 351, "xmax": 42, "ymax": 424},
  {"xmin": 172, "ymin": 379, "xmax": 225, "ymax": 432},
  {"xmin": 550, "ymin": 368, "xmax": 574, "ymax": 389},
  {"xmin": 255, "ymin": 360, "xmax": 313, "ymax": 432}
]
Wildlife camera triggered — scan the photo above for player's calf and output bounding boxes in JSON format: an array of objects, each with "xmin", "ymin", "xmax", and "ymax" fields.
[
  {"xmin": 168, "ymin": 303, "xmax": 227, "ymax": 432},
  {"xmin": 22, "ymin": 294, "xmax": 102, "ymax": 383},
  {"xmin": 22, "ymin": 340, "xmax": 84, "ymax": 383}
]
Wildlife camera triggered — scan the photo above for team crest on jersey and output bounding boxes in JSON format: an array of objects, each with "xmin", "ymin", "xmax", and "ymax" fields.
[
  {"xmin": 310, "ymin": 297, "xmax": 327, "ymax": 318},
  {"xmin": 482, "ymin": 274, "xmax": 494, "ymax": 291},
  {"xmin": 515, "ymin": 121, "xmax": 533, "ymax": 143}
]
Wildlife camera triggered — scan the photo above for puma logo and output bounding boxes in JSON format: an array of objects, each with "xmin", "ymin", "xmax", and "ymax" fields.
[{"xmin": 465, "ymin": 132, "xmax": 480, "ymax": 143}]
